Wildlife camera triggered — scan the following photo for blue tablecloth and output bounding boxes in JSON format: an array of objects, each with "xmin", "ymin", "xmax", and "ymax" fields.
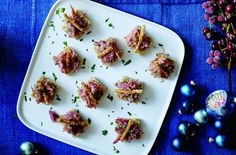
[{"xmin": 1, "ymin": 0, "xmax": 236, "ymax": 154}]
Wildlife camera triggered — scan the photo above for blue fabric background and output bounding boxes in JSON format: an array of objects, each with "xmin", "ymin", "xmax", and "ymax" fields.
[{"xmin": 1, "ymin": 0, "xmax": 236, "ymax": 154}]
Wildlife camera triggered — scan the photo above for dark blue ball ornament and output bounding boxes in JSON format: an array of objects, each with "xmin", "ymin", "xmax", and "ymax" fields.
[
  {"xmin": 215, "ymin": 134, "xmax": 229, "ymax": 148},
  {"xmin": 193, "ymin": 109, "xmax": 208, "ymax": 125},
  {"xmin": 177, "ymin": 121, "xmax": 195, "ymax": 137},
  {"xmin": 178, "ymin": 99, "xmax": 195, "ymax": 114},
  {"xmin": 180, "ymin": 81, "xmax": 196, "ymax": 97},
  {"xmin": 172, "ymin": 135, "xmax": 187, "ymax": 151},
  {"xmin": 20, "ymin": 141, "xmax": 37, "ymax": 155},
  {"xmin": 214, "ymin": 120, "xmax": 225, "ymax": 132}
]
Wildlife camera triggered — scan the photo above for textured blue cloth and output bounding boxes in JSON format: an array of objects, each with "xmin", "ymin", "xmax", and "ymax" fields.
[{"xmin": 1, "ymin": 0, "xmax": 236, "ymax": 155}]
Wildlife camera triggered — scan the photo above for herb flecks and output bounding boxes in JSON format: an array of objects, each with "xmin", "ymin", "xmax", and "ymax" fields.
[
  {"xmin": 124, "ymin": 59, "xmax": 132, "ymax": 66},
  {"xmin": 127, "ymin": 112, "xmax": 132, "ymax": 116},
  {"xmin": 107, "ymin": 94, "xmax": 113, "ymax": 101},
  {"xmin": 71, "ymin": 95, "xmax": 80, "ymax": 104},
  {"xmin": 86, "ymin": 31, "xmax": 92, "ymax": 35},
  {"xmin": 105, "ymin": 18, "xmax": 109, "ymax": 22},
  {"xmin": 113, "ymin": 146, "xmax": 120, "ymax": 154},
  {"xmin": 42, "ymin": 71, "xmax": 46, "ymax": 75},
  {"xmin": 91, "ymin": 64, "xmax": 96, "ymax": 72},
  {"xmin": 56, "ymin": 94, "xmax": 61, "ymax": 101},
  {"xmin": 48, "ymin": 21, "xmax": 55, "ymax": 31},
  {"xmin": 142, "ymin": 101, "xmax": 146, "ymax": 104},
  {"xmin": 63, "ymin": 41, "xmax": 68, "ymax": 47},
  {"xmin": 102, "ymin": 130, "xmax": 108, "ymax": 135},
  {"xmin": 52, "ymin": 73, "xmax": 57, "ymax": 81},
  {"xmin": 88, "ymin": 118, "xmax": 91, "ymax": 124}
]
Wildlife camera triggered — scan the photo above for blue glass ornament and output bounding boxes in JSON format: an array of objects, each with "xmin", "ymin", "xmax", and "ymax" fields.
[
  {"xmin": 193, "ymin": 109, "xmax": 208, "ymax": 125},
  {"xmin": 177, "ymin": 121, "xmax": 195, "ymax": 137},
  {"xmin": 205, "ymin": 90, "xmax": 235, "ymax": 120},
  {"xmin": 20, "ymin": 141, "xmax": 37, "ymax": 155},
  {"xmin": 180, "ymin": 81, "xmax": 196, "ymax": 97},
  {"xmin": 178, "ymin": 99, "xmax": 195, "ymax": 114},
  {"xmin": 214, "ymin": 120, "xmax": 225, "ymax": 132},
  {"xmin": 215, "ymin": 134, "xmax": 229, "ymax": 148},
  {"xmin": 172, "ymin": 135, "xmax": 187, "ymax": 151}
]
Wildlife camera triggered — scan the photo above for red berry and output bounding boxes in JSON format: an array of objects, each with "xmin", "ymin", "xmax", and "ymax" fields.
[
  {"xmin": 203, "ymin": 27, "xmax": 210, "ymax": 35},
  {"xmin": 226, "ymin": 5, "xmax": 233, "ymax": 13},
  {"xmin": 226, "ymin": 44, "xmax": 232, "ymax": 51}
]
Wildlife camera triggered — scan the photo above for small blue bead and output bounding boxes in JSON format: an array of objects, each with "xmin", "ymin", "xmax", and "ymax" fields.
[
  {"xmin": 215, "ymin": 134, "xmax": 228, "ymax": 148},
  {"xmin": 172, "ymin": 136, "xmax": 186, "ymax": 151},
  {"xmin": 177, "ymin": 121, "xmax": 194, "ymax": 137},
  {"xmin": 214, "ymin": 120, "xmax": 225, "ymax": 131},
  {"xmin": 20, "ymin": 142, "xmax": 36, "ymax": 155},
  {"xmin": 193, "ymin": 109, "xmax": 208, "ymax": 125},
  {"xmin": 180, "ymin": 84, "xmax": 195, "ymax": 97}
]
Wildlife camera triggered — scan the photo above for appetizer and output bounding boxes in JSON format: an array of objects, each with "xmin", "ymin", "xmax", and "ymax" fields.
[
  {"xmin": 125, "ymin": 25, "xmax": 152, "ymax": 54},
  {"xmin": 113, "ymin": 118, "xmax": 143, "ymax": 144},
  {"xmin": 148, "ymin": 53, "xmax": 175, "ymax": 78},
  {"xmin": 63, "ymin": 6, "xmax": 91, "ymax": 39},
  {"xmin": 115, "ymin": 77, "xmax": 143, "ymax": 103},
  {"xmin": 31, "ymin": 76, "xmax": 58, "ymax": 104},
  {"xmin": 53, "ymin": 47, "xmax": 82, "ymax": 74},
  {"xmin": 78, "ymin": 78, "xmax": 107, "ymax": 108},
  {"xmin": 94, "ymin": 38, "xmax": 123, "ymax": 65},
  {"xmin": 49, "ymin": 110, "xmax": 88, "ymax": 136}
]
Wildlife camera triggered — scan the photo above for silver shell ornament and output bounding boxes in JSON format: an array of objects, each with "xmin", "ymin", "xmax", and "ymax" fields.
[{"xmin": 205, "ymin": 90, "xmax": 235, "ymax": 120}]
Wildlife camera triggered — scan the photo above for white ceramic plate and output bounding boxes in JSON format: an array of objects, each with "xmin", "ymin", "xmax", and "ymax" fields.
[{"xmin": 17, "ymin": 0, "xmax": 185, "ymax": 154}]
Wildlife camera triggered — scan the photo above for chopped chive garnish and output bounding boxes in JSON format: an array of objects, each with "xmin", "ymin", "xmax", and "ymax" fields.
[
  {"xmin": 142, "ymin": 101, "xmax": 146, "ymax": 104},
  {"xmin": 24, "ymin": 92, "xmax": 26, "ymax": 95},
  {"xmin": 107, "ymin": 94, "xmax": 113, "ymax": 101},
  {"xmin": 61, "ymin": 8, "xmax": 65, "ymax": 13},
  {"xmin": 80, "ymin": 66, "xmax": 85, "ymax": 69},
  {"xmin": 108, "ymin": 114, "xmax": 110, "ymax": 117},
  {"xmin": 71, "ymin": 96, "xmax": 80, "ymax": 103},
  {"xmin": 110, "ymin": 122, "xmax": 113, "ymax": 125},
  {"xmin": 153, "ymin": 46, "xmax": 156, "ymax": 49},
  {"xmin": 56, "ymin": 94, "xmax": 61, "ymax": 101},
  {"xmin": 92, "ymin": 39, "xmax": 95, "ymax": 42},
  {"xmin": 52, "ymin": 73, "xmax": 57, "ymax": 81},
  {"xmin": 86, "ymin": 49, "xmax": 88, "ymax": 52},
  {"xmin": 48, "ymin": 21, "xmax": 54, "ymax": 27},
  {"xmin": 121, "ymin": 59, "xmax": 125, "ymax": 64},
  {"xmin": 158, "ymin": 43, "xmax": 163, "ymax": 47},
  {"xmin": 135, "ymin": 71, "xmax": 138, "ymax": 74},
  {"xmin": 142, "ymin": 144, "xmax": 145, "ymax": 147},
  {"xmin": 124, "ymin": 59, "xmax": 132, "ymax": 66},
  {"xmin": 24, "ymin": 96, "xmax": 27, "ymax": 102},
  {"xmin": 145, "ymin": 69, "xmax": 147, "ymax": 72},
  {"xmin": 56, "ymin": 8, "xmax": 60, "ymax": 15},
  {"xmin": 105, "ymin": 18, "xmax": 109, "ymax": 22},
  {"xmin": 127, "ymin": 112, "xmax": 132, "ymax": 116},
  {"xmin": 115, "ymin": 150, "xmax": 120, "ymax": 153},
  {"xmin": 86, "ymin": 31, "xmax": 92, "ymax": 35},
  {"xmin": 80, "ymin": 38, "xmax": 83, "ymax": 42},
  {"xmin": 112, "ymin": 110, "xmax": 114, "ymax": 113},
  {"xmin": 105, "ymin": 66, "xmax": 108, "ymax": 69},
  {"xmin": 51, "ymin": 41, "xmax": 55, "ymax": 44},
  {"xmin": 88, "ymin": 118, "xmax": 91, "ymax": 124},
  {"xmin": 75, "ymin": 81, "xmax": 78, "ymax": 84},
  {"xmin": 91, "ymin": 64, "xmax": 96, "ymax": 72},
  {"xmin": 128, "ymin": 50, "xmax": 131, "ymax": 53},
  {"xmin": 63, "ymin": 41, "xmax": 68, "ymax": 47},
  {"xmin": 121, "ymin": 107, "xmax": 123, "ymax": 110},
  {"xmin": 108, "ymin": 23, "xmax": 114, "ymax": 28},
  {"xmin": 29, "ymin": 97, "xmax": 31, "ymax": 101},
  {"xmin": 41, "ymin": 122, "xmax": 43, "ymax": 126},
  {"xmin": 82, "ymin": 58, "xmax": 86, "ymax": 65},
  {"xmin": 102, "ymin": 130, "xmax": 108, "ymax": 135},
  {"xmin": 42, "ymin": 71, "xmax": 46, "ymax": 75}
]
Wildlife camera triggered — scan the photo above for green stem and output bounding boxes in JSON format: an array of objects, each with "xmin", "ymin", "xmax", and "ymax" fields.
[{"xmin": 228, "ymin": 56, "xmax": 232, "ymax": 96}]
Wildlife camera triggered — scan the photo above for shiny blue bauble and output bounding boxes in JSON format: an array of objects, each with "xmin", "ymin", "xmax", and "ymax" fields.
[
  {"xmin": 193, "ymin": 109, "xmax": 208, "ymax": 125},
  {"xmin": 180, "ymin": 84, "xmax": 195, "ymax": 97},
  {"xmin": 215, "ymin": 134, "xmax": 229, "ymax": 148},
  {"xmin": 177, "ymin": 121, "xmax": 195, "ymax": 137},
  {"xmin": 172, "ymin": 135, "xmax": 187, "ymax": 151},
  {"xmin": 20, "ymin": 141, "xmax": 36, "ymax": 155},
  {"xmin": 214, "ymin": 120, "xmax": 225, "ymax": 132},
  {"xmin": 178, "ymin": 99, "xmax": 195, "ymax": 114}
]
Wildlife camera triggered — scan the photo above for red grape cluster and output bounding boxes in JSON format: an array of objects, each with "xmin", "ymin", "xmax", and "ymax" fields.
[{"xmin": 202, "ymin": 0, "xmax": 236, "ymax": 69}]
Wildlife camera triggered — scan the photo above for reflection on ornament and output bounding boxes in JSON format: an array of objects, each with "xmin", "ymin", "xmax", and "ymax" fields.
[
  {"xmin": 172, "ymin": 135, "xmax": 187, "ymax": 151},
  {"xmin": 205, "ymin": 90, "xmax": 235, "ymax": 119},
  {"xmin": 177, "ymin": 121, "xmax": 195, "ymax": 137},
  {"xmin": 215, "ymin": 134, "xmax": 229, "ymax": 148},
  {"xmin": 180, "ymin": 81, "xmax": 196, "ymax": 97},
  {"xmin": 20, "ymin": 141, "xmax": 37, "ymax": 155}
]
